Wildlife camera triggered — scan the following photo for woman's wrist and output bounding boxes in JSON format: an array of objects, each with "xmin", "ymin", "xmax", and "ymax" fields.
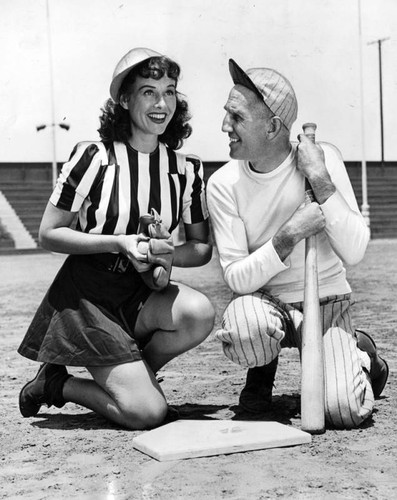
[{"xmin": 116, "ymin": 234, "xmax": 127, "ymax": 254}]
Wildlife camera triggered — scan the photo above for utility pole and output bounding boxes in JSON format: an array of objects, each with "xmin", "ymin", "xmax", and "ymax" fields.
[{"xmin": 368, "ymin": 37, "xmax": 389, "ymax": 166}]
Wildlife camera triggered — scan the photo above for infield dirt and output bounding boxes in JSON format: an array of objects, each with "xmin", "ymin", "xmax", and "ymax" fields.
[{"xmin": 1, "ymin": 240, "xmax": 396, "ymax": 499}]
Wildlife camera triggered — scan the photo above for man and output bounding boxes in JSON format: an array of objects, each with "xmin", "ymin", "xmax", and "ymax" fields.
[{"xmin": 207, "ymin": 59, "xmax": 388, "ymax": 429}]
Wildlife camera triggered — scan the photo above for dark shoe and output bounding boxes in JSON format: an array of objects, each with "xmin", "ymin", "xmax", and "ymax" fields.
[
  {"xmin": 239, "ymin": 357, "xmax": 278, "ymax": 413},
  {"xmin": 19, "ymin": 363, "xmax": 72, "ymax": 417},
  {"xmin": 356, "ymin": 330, "xmax": 389, "ymax": 398}
]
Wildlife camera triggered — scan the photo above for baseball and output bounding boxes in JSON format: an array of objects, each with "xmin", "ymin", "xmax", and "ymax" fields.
[{"xmin": 137, "ymin": 241, "xmax": 149, "ymax": 260}]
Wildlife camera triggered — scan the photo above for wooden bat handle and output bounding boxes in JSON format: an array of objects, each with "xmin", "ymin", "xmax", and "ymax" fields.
[
  {"xmin": 300, "ymin": 122, "xmax": 325, "ymax": 434},
  {"xmin": 302, "ymin": 123, "xmax": 317, "ymax": 202}
]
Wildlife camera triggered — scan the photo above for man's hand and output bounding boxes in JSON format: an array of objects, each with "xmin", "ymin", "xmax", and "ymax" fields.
[
  {"xmin": 272, "ymin": 202, "xmax": 326, "ymax": 262},
  {"xmin": 296, "ymin": 134, "xmax": 326, "ymax": 180},
  {"xmin": 297, "ymin": 134, "xmax": 335, "ymax": 204},
  {"xmin": 287, "ymin": 202, "xmax": 326, "ymax": 240}
]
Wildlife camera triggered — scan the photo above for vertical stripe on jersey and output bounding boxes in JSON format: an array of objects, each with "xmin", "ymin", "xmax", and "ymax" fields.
[
  {"xmin": 148, "ymin": 147, "xmax": 161, "ymax": 214},
  {"xmin": 113, "ymin": 143, "xmax": 132, "ymax": 235},
  {"xmin": 79, "ymin": 143, "xmax": 108, "ymax": 232},
  {"xmin": 167, "ymin": 146, "xmax": 178, "ymax": 174},
  {"xmin": 156, "ymin": 145, "xmax": 172, "ymax": 230},
  {"xmin": 67, "ymin": 144, "xmax": 100, "ymax": 188},
  {"xmin": 70, "ymin": 153, "xmax": 103, "ymax": 213},
  {"xmin": 182, "ymin": 154, "xmax": 198, "ymax": 223},
  {"xmin": 186, "ymin": 156, "xmax": 205, "ymax": 223},
  {"xmin": 85, "ymin": 167, "xmax": 105, "ymax": 232},
  {"xmin": 102, "ymin": 164, "xmax": 120, "ymax": 235},
  {"xmin": 137, "ymin": 151, "xmax": 151, "ymax": 216},
  {"xmin": 126, "ymin": 147, "xmax": 140, "ymax": 234},
  {"xmin": 178, "ymin": 176, "xmax": 187, "ymax": 223},
  {"xmin": 107, "ymin": 142, "xmax": 117, "ymax": 167},
  {"xmin": 166, "ymin": 147, "xmax": 180, "ymax": 232},
  {"xmin": 90, "ymin": 165, "xmax": 117, "ymax": 234},
  {"xmin": 52, "ymin": 143, "xmax": 100, "ymax": 211}
]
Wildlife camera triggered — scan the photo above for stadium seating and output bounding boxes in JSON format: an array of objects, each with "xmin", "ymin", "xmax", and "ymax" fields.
[{"xmin": 0, "ymin": 181, "xmax": 52, "ymax": 244}]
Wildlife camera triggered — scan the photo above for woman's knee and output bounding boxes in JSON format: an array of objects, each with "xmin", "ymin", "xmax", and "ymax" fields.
[
  {"xmin": 89, "ymin": 361, "xmax": 169, "ymax": 430},
  {"xmin": 118, "ymin": 394, "xmax": 168, "ymax": 430},
  {"xmin": 179, "ymin": 292, "xmax": 215, "ymax": 340}
]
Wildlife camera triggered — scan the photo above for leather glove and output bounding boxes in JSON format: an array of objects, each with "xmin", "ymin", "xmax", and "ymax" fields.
[{"xmin": 137, "ymin": 209, "xmax": 174, "ymax": 291}]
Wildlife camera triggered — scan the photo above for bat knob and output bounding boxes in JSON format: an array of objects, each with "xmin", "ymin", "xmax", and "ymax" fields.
[
  {"xmin": 302, "ymin": 122, "xmax": 317, "ymax": 131},
  {"xmin": 302, "ymin": 122, "xmax": 317, "ymax": 143}
]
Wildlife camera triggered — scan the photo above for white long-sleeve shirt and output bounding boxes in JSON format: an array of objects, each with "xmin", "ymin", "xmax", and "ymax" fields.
[{"xmin": 207, "ymin": 142, "xmax": 369, "ymax": 303}]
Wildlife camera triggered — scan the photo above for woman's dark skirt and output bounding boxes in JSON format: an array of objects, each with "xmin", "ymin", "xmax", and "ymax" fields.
[{"xmin": 17, "ymin": 254, "xmax": 152, "ymax": 367}]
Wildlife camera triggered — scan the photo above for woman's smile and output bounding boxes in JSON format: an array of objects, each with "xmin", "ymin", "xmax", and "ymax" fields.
[{"xmin": 148, "ymin": 112, "xmax": 168, "ymax": 124}]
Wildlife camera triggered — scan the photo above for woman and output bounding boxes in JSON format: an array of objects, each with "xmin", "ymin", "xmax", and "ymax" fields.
[{"xmin": 18, "ymin": 47, "xmax": 215, "ymax": 430}]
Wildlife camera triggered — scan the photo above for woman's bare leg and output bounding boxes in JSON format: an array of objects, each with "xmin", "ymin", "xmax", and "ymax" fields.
[
  {"xmin": 62, "ymin": 360, "xmax": 168, "ymax": 430},
  {"xmin": 134, "ymin": 282, "xmax": 215, "ymax": 373}
]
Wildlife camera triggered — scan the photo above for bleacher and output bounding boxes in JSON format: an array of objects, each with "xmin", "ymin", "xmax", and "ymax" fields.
[
  {"xmin": 344, "ymin": 163, "xmax": 397, "ymax": 239},
  {"xmin": 0, "ymin": 161, "xmax": 396, "ymax": 250},
  {"xmin": 1, "ymin": 181, "xmax": 52, "ymax": 243}
]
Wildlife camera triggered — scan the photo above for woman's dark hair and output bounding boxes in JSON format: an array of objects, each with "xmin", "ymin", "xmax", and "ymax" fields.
[{"xmin": 98, "ymin": 56, "xmax": 192, "ymax": 150}]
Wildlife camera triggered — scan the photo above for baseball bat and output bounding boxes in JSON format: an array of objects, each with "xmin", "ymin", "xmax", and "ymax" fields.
[{"xmin": 300, "ymin": 122, "xmax": 325, "ymax": 434}]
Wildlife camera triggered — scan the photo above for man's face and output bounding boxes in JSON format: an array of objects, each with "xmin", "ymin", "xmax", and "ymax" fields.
[{"xmin": 222, "ymin": 85, "xmax": 273, "ymax": 161}]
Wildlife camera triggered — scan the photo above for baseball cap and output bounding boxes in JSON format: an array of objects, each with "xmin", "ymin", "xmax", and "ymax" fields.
[
  {"xmin": 110, "ymin": 47, "xmax": 162, "ymax": 102},
  {"xmin": 228, "ymin": 58, "xmax": 298, "ymax": 130}
]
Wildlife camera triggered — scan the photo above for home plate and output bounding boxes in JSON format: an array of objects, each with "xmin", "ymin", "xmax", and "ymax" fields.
[{"xmin": 132, "ymin": 420, "xmax": 311, "ymax": 461}]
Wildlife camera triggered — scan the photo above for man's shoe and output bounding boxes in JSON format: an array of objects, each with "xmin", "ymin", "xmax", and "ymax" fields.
[
  {"xmin": 19, "ymin": 363, "xmax": 72, "ymax": 417},
  {"xmin": 356, "ymin": 330, "xmax": 389, "ymax": 398},
  {"xmin": 239, "ymin": 357, "xmax": 278, "ymax": 413}
]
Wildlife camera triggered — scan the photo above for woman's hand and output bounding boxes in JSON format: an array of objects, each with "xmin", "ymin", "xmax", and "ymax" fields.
[{"xmin": 120, "ymin": 233, "xmax": 152, "ymax": 273}]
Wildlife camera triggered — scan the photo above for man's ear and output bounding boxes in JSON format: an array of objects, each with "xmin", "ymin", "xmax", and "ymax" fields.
[{"xmin": 267, "ymin": 116, "xmax": 283, "ymax": 138}]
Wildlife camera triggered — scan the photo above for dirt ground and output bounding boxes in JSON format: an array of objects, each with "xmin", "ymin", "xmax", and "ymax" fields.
[{"xmin": 0, "ymin": 240, "xmax": 396, "ymax": 500}]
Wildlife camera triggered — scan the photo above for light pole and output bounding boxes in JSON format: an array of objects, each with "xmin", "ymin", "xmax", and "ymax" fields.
[
  {"xmin": 368, "ymin": 37, "xmax": 390, "ymax": 166},
  {"xmin": 40, "ymin": 0, "xmax": 71, "ymax": 188},
  {"xmin": 36, "ymin": 122, "xmax": 70, "ymax": 187},
  {"xmin": 357, "ymin": 0, "xmax": 370, "ymax": 230},
  {"xmin": 46, "ymin": 0, "xmax": 57, "ymax": 188}
]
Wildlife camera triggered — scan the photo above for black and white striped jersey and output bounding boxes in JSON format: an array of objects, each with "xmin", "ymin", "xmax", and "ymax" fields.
[{"xmin": 50, "ymin": 141, "xmax": 209, "ymax": 235}]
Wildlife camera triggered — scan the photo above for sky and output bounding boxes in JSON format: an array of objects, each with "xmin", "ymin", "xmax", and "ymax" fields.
[{"xmin": 1, "ymin": 0, "xmax": 397, "ymax": 163}]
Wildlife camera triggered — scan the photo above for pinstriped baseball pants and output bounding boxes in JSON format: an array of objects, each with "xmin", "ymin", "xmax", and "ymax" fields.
[{"xmin": 215, "ymin": 292, "xmax": 374, "ymax": 429}]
